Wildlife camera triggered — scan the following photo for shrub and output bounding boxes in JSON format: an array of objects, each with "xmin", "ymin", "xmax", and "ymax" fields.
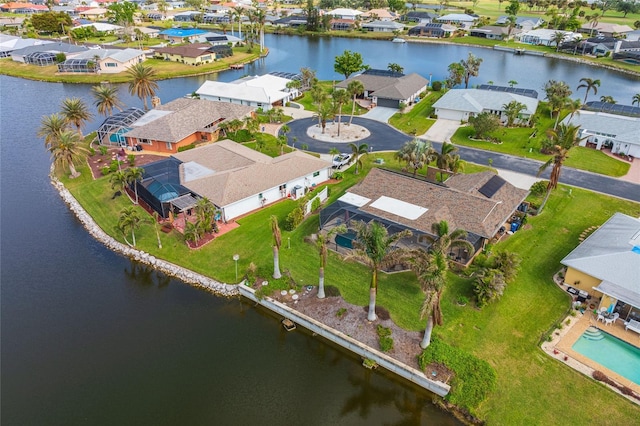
[
  {"xmin": 89, "ymin": 147, "xmax": 96, "ymax": 156},
  {"xmin": 431, "ymin": 81, "xmax": 442, "ymax": 91},
  {"xmin": 109, "ymin": 160, "xmax": 120, "ymax": 173},
  {"xmin": 177, "ymin": 143, "xmax": 196, "ymax": 152},
  {"xmin": 284, "ymin": 207, "xmax": 304, "ymax": 231},
  {"xmin": 332, "ymin": 171, "xmax": 344, "ymax": 180},
  {"xmin": 99, "ymin": 146, "xmax": 108, "ymax": 155},
  {"xmin": 377, "ymin": 325, "xmax": 394, "ymax": 352},
  {"xmin": 336, "ymin": 308, "xmax": 347, "ymax": 318},
  {"xmin": 530, "ymin": 180, "xmax": 547, "ymax": 196},
  {"xmin": 128, "ymin": 154, "xmax": 136, "ymax": 165},
  {"xmin": 311, "ymin": 197, "xmax": 321, "ymax": 212},
  {"xmin": 418, "ymin": 338, "xmax": 497, "ymax": 412},
  {"xmin": 101, "ymin": 166, "xmax": 111, "ymax": 176}
]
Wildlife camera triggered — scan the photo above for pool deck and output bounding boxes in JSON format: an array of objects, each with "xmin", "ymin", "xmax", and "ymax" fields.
[{"xmin": 543, "ymin": 309, "xmax": 640, "ymax": 401}]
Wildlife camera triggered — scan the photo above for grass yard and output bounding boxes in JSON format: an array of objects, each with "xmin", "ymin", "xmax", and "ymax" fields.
[
  {"xmin": 388, "ymin": 91, "xmax": 443, "ymax": 135},
  {"xmin": 61, "ymin": 135, "xmax": 640, "ymax": 423}
]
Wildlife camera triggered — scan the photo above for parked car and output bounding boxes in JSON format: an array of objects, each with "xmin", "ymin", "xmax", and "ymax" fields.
[{"xmin": 332, "ymin": 153, "xmax": 352, "ymax": 168}]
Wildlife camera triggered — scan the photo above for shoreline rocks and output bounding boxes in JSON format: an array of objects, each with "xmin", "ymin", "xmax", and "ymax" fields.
[{"xmin": 50, "ymin": 174, "xmax": 238, "ymax": 298}]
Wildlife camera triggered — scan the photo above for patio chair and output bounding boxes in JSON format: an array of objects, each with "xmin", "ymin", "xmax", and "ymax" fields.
[{"xmin": 597, "ymin": 312, "xmax": 605, "ymax": 322}]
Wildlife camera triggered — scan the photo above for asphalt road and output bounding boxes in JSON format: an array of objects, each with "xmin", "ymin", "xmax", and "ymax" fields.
[{"xmin": 286, "ymin": 117, "xmax": 640, "ymax": 204}]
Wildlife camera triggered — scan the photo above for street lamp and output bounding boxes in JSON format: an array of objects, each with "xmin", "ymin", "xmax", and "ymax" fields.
[{"xmin": 233, "ymin": 254, "xmax": 239, "ymax": 281}]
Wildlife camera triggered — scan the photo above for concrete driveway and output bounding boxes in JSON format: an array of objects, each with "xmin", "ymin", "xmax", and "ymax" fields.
[
  {"xmin": 361, "ymin": 107, "xmax": 398, "ymax": 123},
  {"xmin": 422, "ymin": 119, "xmax": 461, "ymax": 143}
]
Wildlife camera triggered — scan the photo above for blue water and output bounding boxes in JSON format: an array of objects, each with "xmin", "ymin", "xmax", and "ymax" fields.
[
  {"xmin": 335, "ymin": 230, "xmax": 357, "ymax": 249},
  {"xmin": 572, "ymin": 328, "xmax": 640, "ymax": 385}
]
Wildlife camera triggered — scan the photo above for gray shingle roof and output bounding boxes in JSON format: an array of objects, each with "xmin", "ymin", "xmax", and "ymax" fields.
[
  {"xmin": 336, "ymin": 73, "xmax": 428, "ymax": 101},
  {"xmin": 564, "ymin": 111, "xmax": 640, "ymax": 146},
  {"xmin": 433, "ymin": 89, "xmax": 539, "ymax": 115},
  {"xmin": 561, "ymin": 213, "xmax": 640, "ymax": 297},
  {"xmin": 124, "ymin": 98, "xmax": 253, "ymax": 143},
  {"xmin": 347, "ymin": 168, "xmax": 528, "ymax": 238}
]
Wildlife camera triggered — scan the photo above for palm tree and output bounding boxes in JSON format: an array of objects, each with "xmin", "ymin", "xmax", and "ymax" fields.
[
  {"xmin": 232, "ymin": 6, "xmax": 245, "ymax": 40},
  {"xmin": 316, "ymin": 225, "xmax": 347, "ymax": 299},
  {"xmin": 152, "ymin": 211, "xmax": 163, "ymax": 249},
  {"xmin": 38, "ymin": 113, "xmax": 68, "ymax": 150},
  {"xmin": 394, "ymin": 138, "xmax": 433, "ymax": 176},
  {"xmin": 314, "ymin": 101, "xmax": 334, "ymax": 134},
  {"xmin": 254, "ymin": 8, "xmax": 267, "ymax": 53},
  {"xmin": 49, "ymin": 130, "xmax": 88, "ymax": 178},
  {"xmin": 433, "ymin": 142, "xmax": 460, "ymax": 182},
  {"xmin": 493, "ymin": 250, "xmax": 521, "ymax": 283},
  {"xmin": 345, "ymin": 221, "xmax": 412, "ymax": 321},
  {"xmin": 183, "ymin": 220, "xmax": 201, "ymax": 246},
  {"xmin": 270, "ymin": 215, "xmax": 282, "ymax": 279},
  {"xmin": 502, "ymin": 100, "xmax": 526, "ymax": 127},
  {"xmin": 126, "ymin": 63, "xmax": 159, "ymax": 110},
  {"xmin": 427, "ymin": 220, "xmax": 474, "ymax": 258},
  {"xmin": 599, "ymin": 95, "xmax": 616, "ymax": 104},
  {"xmin": 411, "ymin": 249, "xmax": 447, "ymax": 349},
  {"xmin": 633, "ymin": 93, "xmax": 640, "ymax": 106},
  {"xmin": 276, "ymin": 135, "xmax": 287, "ymax": 155},
  {"xmin": 118, "ymin": 206, "xmax": 144, "ymax": 247},
  {"xmin": 92, "ymin": 84, "xmax": 124, "ymax": 117},
  {"xmin": 347, "ymin": 80, "xmax": 364, "ymax": 125},
  {"xmin": 474, "ymin": 268, "xmax": 506, "ymax": 307},
  {"xmin": 60, "ymin": 97, "xmax": 93, "ymax": 137},
  {"xmin": 109, "ymin": 170, "xmax": 128, "ymax": 194},
  {"xmin": 332, "ymin": 89, "xmax": 350, "ymax": 136},
  {"xmin": 551, "ymin": 31, "xmax": 566, "ymax": 51},
  {"xmin": 125, "ymin": 166, "xmax": 145, "ymax": 204},
  {"xmin": 349, "ymin": 142, "xmax": 368, "ymax": 175},
  {"xmin": 538, "ymin": 123, "xmax": 584, "ymax": 191},
  {"xmin": 566, "ymin": 98, "xmax": 583, "ymax": 121},
  {"xmin": 576, "ymin": 78, "xmax": 600, "ymax": 104}
]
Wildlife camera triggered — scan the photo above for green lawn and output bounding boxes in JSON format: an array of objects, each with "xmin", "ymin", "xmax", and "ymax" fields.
[
  {"xmin": 450, "ymin": 104, "xmax": 631, "ymax": 177},
  {"xmin": 388, "ymin": 91, "xmax": 443, "ymax": 135},
  {"xmin": 61, "ymin": 136, "xmax": 640, "ymax": 423}
]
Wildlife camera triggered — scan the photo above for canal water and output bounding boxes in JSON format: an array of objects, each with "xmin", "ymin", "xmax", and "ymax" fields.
[{"xmin": 1, "ymin": 34, "xmax": 638, "ymax": 425}]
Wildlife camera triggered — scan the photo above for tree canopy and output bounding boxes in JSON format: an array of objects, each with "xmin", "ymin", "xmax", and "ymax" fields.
[
  {"xmin": 334, "ymin": 50, "xmax": 368, "ymax": 80},
  {"xmin": 30, "ymin": 12, "xmax": 72, "ymax": 33},
  {"xmin": 107, "ymin": 1, "xmax": 137, "ymax": 26}
]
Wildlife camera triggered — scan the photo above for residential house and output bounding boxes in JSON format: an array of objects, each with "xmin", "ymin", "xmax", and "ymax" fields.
[
  {"xmin": 436, "ymin": 13, "xmax": 477, "ymax": 29},
  {"xmin": 159, "ymin": 27, "xmax": 208, "ymax": 43},
  {"xmin": 273, "ymin": 15, "xmax": 307, "ymax": 28},
  {"xmin": 0, "ymin": 16, "xmax": 25, "ymax": 28},
  {"xmin": 361, "ymin": 20, "xmax": 404, "ymax": 32},
  {"xmin": 172, "ymin": 11, "xmax": 202, "ymax": 22},
  {"xmin": 10, "ymin": 42, "xmax": 88, "ymax": 64},
  {"xmin": 196, "ymin": 74, "xmax": 299, "ymax": 110},
  {"xmin": 77, "ymin": 8, "xmax": 108, "ymax": 20},
  {"xmin": 325, "ymin": 8, "xmax": 362, "ymax": 20},
  {"xmin": 320, "ymin": 168, "xmax": 528, "ymax": 264},
  {"xmin": 517, "ymin": 29, "xmax": 581, "ymax": 46},
  {"xmin": 140, "ymin": 140, "xmax": 333, "ymax": 221},
  {"xmin": 579, "ymin": 22, "xmax": 634, "ymax": 38},
  {"xmin": 0, "ymin": 2, "xmax": 48, "ymax": 13},
  {"xmin": 432, "ymin": 88, "xmax": 539, "ymax": 123},
  {"xmin": 402, "ymin": 11, "xmax": 437, "ymax": 23},
  {"xmin": 560, "ymin": 213, "xmax": 640, "ymax": 324},
  {"xmin": 360, "ymin": 9, "xmax": 397, "ymax": 21},
  {"xmin": 330, "ymin": 19, "xmax": 356, "ymax": 31},
  {"xmin": 495, "ymin": 15, "xmax": 544, "ymax": 30},
  {"xmin": 194, "ymin": 31, "xmax": 242, "ymax": 46},
  {"xmin": 335, "ymin": 69, "xmax": 429, "ymax": 109},
  {"xmin": 0, "ymin": 35, "xmax": 52, "ymax": 58},
  {"xmin": 58, "ymin": 47, "xmax": 145, "ymax": 73},
  {"xmin": 154, "ymin": 43, "xmax": 217, "ymax": 65},
  {"xmin": 122, "ymin": 98, "xmax": 254, "ymax": 154},
  {"xmin": 470, "ymin": 25, "xmax": 520, "ymax": 41},
  {"xmin": 408, "ymin": 22, "xmax": 456, "ymax": 38},
  {"xmin": 563, "ymin": 110, "xmax": 640, "ymax": 158}
]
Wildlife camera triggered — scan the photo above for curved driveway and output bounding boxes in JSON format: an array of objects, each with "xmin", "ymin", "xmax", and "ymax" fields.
[{"xmin": 285, "ymin": 117, "xmax": 640, "ymax": 204}]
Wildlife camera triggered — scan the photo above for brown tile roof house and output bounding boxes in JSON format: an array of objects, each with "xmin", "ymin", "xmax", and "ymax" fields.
[
  {"xmin": 342, "ymin": 168, "xmax": 528, "ymax": 239},
  {"xmin": 172, "ymin": 140, "xmax": 332, "ymax": 220},
  {"xmin": 335, "ymin": 71, "xmax": 429, "ymax": 108},
  {"xmin": 124, "ymin": 98, "xmax": 253, "ymax": 154}
]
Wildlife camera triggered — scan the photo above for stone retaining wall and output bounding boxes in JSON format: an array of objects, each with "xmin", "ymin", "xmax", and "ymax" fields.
[{"xmin": 50, "ymin": 176, "xmax": 238, "ymax": 298}]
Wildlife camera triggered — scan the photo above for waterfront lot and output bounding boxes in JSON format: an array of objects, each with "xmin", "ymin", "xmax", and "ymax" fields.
[{"xmin": 60, "ymin": 142, "xmax": 640, "ymax": 423}]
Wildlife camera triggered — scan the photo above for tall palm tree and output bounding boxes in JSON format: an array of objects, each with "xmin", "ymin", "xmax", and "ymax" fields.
[
  {"xmin": 38, "ymin": 113, "xmax": 68, "ymax": 150},
  {"xmin": 599, "ymin": 95, "xmax": 616, "ymax": 104},
  {"xmin": 60, "ymin": 97, "xmax": 93, "ymax": 137},
  {"xmin": 332, "ymin": 88, "xmax": 350, "ymax": 136},
  {"xmin": 394, "ymin": 138, "xmax": 433, "ymax": 177},
  {"xmin": 502, "ymin": 100, "xmax": 526, "ymax": 127},
  {"xmin": 566, "ymin": 98, "xmax": 583, "ymax": 121},
  {"xmin": 152, "ymin": 211, "xmax": 163, "ymax": 249},
  {"xmin": 270, "ymin": 215, "xmax": 282, "ymax": 279},
  {"xmin": 434, "ymin": 142, "xmax": 460, "ymax": 182},
  {"xmin": 345, "ymin": 221, "xmax": 412, "ymax": 321},
  {"xmin": 576, "ymin": 77, "xmax": 600, "ymax": 104},
  {"xmin": 118, "ymin": 206, "xmax": 144, "ymax": 247},
  {"xmin": 633, "ymin": 93, "xmax": 640, "ymax": 106},
  {"xmin": 411, "ymin": 249, "xmax": 447, "ymax": 349},
  {"xmin": 550, "ymin": 31, "xmax": 566, "ymax": 52},
  {"xmin": 316, "ymin": 224, "xmax": 346, "ymax": 299},
  {"xmin": 125, "ymin": 166, "xmax": 145, "ymax": 204},
  {"xmin": 254, "ymin": 8, "xmax": 267, "ymax": 52},
  {"xmin": 347, "ymin": 80, "xmax": 364, "ymax": 125},
  {"xmin": 92, "ymin": 84, "xmax": 124, "ymax": 117},
  {"xmin": 349, "ymin": 142, "xmax": 368, "ymax": 175},
  {"xmin": 110, "ymin": 169, "xmax": 128, "ymax": 194},
  {"xmin": 232, "ymin": 6, "xmax": 245, "ymax": 39},
  {"xmin": 126, "ymin": 63, "xmax": 159, "ymax": 110},
  {"xmin": 314, "ymin": 101, "xmax": 334, "ymax": 134},
  {"xmin": 537, "ymin": 123, "xmax": 585, "ymax": 191},
  {"xmin": 49, "ymin": 130, "xmax": 88, "ymax": 178},
  {"xmin": 427, "ymin": 220, "xmax": 474, "ymax": 258}
]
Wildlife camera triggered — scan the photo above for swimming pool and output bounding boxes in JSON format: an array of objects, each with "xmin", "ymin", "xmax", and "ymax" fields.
[
  {"xmin": 572, "ymin": 327, "xmax": 640, "ymax": 385},
  {"xmin": 335, "ymin": 230, "xmax": 357, "ymax": 249}
]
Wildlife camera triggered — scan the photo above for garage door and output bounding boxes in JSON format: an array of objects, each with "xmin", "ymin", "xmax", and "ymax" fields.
[
  {"xmin": 436, "ymin": 108, "xmax": 464, "ymax": 121},
  {"xmin": 377, "ymin": 98, "xmax": 399, "ymax": 108}
]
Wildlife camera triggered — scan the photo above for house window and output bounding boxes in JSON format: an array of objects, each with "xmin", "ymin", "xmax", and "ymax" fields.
[
  {"xmin": 138, "ymin": 138, "xmax": 151, "ymax": 145},
  {"xmin": 166, "ymin": 142, "xmax": 172, "ymax": 150},
  {"xmin": 313, "ymin": 171, "xmax": 320, "ymax": 177},
  {"xmin": 104, "ymin": 62, "xmax": 117, "ymax": 67}
]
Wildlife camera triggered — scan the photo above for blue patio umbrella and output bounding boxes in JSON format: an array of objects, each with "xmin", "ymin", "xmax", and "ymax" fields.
[{"xmin": 607, "ymin": 303, "xmax": 615, "ymax": 313}]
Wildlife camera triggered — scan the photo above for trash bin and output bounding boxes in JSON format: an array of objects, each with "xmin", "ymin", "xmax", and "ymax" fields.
[{"xmin": 510, "ymin": 222, "xmax": 519, "ymax": 232}]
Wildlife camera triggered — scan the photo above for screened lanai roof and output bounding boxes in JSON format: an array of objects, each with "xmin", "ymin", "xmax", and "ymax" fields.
[
  {"xmin": 57, "ymin": 58, "xmax": 98, "ymax": 73},
  {"xmin": 24, "ymin": 51, "xmax": 56, "ymax": 66},
  {"xmin": 97, "ymin": 107, "xmax": 145, "ymax": 144}
]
